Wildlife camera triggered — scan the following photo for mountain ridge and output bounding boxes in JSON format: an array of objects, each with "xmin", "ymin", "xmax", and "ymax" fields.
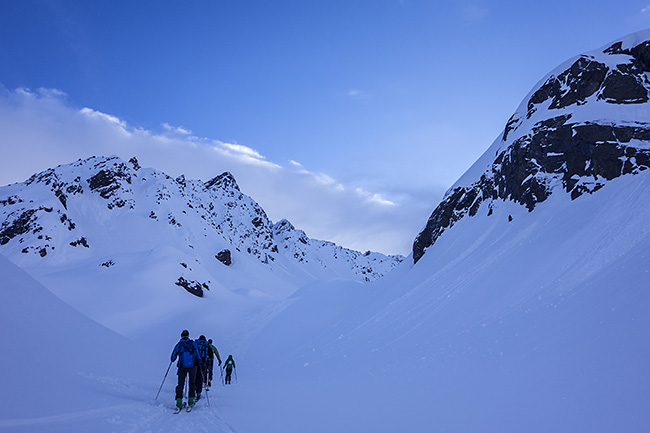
[
  {"xmin": 0, "ymin": 155, "xmax": 402, "ymax": 280},
  {"xmin": 413, "ymin": 29, "xmax": 650, "ymax": 263},
  {"xmin": 0, "ymin": 155, "xmax": 403, "ymax": 335}
]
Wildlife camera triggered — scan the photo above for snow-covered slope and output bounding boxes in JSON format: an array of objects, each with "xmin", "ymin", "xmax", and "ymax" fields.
[
  {"xmin": 0, "ymin": 155, "xmax": 402, "ymax": 336},
  {"xmin": 0, "ymin": 253, "xmax": 146, "ymax": 419},
  {"xmin": 0, "ymin": 253, "xmax": 233, "ymax": 432},
  {"xmin": 413, "ymin": 29, "xmax": 650, "ymax": 263},
  {"xmin": 235, "ymin": 168, "xmax": 650, "ymax": 433}
]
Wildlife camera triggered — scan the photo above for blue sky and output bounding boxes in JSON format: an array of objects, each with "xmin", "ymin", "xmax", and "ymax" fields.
[{"xmin": 1, "ymin": 0, "xmax": 649, "ymax": 255}]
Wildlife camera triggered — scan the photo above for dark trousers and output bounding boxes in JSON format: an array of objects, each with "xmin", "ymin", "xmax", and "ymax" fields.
[
  {"xmin": 225, "ymin": 368, "xmax": 233, "ymax": 384},
  {"xmin": 195, "ymin": 362, "xmax": 205, "ymax": 396},
  {"xmin": 175, "ymin": 366, "xmax": 197, "ymax": 400},
  {"xmin": 207, "ymin": 359, "xmax": 214, "ymax": 381}
]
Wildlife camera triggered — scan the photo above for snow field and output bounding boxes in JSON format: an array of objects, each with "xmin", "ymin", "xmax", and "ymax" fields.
[{"xmin": 2, "ymin": 168, "xmax": 650, "ymax": 432}]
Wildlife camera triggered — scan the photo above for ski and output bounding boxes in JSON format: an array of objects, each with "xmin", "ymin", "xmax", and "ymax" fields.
[
  {"xmin": 173, "ymin": 402, "xmax": 187, "ymax": 414},
  {"xmin": 186, "ymin": 403, "xmax": 194, "ymax": 412}
]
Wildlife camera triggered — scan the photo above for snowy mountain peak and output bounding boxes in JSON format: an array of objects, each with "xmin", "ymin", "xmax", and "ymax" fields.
[
  {"xmin": 413, "ymin": 29, "xmax": 650, "ymax": 263},
  {"xmin": 204, "ymin": 171, "xmax": 241, "ymax": 193},
  {"xmin": 0, "ymin": 155, "xmax": 403, "ymax": 308},
  {"xmin": 273, "ymin": 218, "xmax": 296, "ymax": 234}
]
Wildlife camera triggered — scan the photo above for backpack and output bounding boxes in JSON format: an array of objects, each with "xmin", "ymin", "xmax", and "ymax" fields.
[
  {"xmin": 177, "ymin": 339, "xmax": 197, "ymax": 368},
  {"xmin": 196, "ymin": 339, "xmax": 208, "ymax": 361}
]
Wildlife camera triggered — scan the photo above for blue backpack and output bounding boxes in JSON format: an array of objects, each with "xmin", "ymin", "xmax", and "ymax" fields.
[
  {"xmin": 196, "ymin": 339, "xmax": 208, "ymax": 361},
  {"xmin": 175, "ymin": 339, "xmax": 197, "ymax": 368}
]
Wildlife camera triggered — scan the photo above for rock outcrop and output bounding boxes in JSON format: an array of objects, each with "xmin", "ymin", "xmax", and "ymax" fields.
[{"xmin": 413, "ymin": 30, "xmax": 650, "ymax": 263}]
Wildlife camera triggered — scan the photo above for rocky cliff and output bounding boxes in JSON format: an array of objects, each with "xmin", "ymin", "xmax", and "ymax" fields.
[{"xmin": 413, "ymin": 30, "xmax": 650, "ymax": 263}]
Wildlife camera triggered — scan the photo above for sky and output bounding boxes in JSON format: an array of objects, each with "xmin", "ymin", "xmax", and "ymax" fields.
[{"xmin": 1, "ymin": 0, "xmax": 649, "ymax": 255}]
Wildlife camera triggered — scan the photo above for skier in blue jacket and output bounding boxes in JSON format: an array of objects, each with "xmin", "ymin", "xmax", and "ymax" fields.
[
  {"xmin": 170, "ymin": 329, "xmax": 201, "ymax": 409},
  {"xmin": 194, "ymin": 335, "xmax": 209, "ymax": 401}
]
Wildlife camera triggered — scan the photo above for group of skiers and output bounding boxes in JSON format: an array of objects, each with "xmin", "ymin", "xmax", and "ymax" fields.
[{"xmin": 170, "ymin": 329, "xmax": 236, "ymax": 410}]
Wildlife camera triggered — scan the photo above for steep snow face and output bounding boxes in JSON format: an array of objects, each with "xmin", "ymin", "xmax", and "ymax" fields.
[
  {"xmin": 0, "ymin": 155, "xmax": 402, "ymax": 335},
  {"xmin": 413, "ymin": 29, "xmax": 650, "ymax": 263}
]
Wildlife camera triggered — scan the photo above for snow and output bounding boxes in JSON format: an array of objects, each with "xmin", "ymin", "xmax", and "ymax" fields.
[
  {"xmin": 0, "ymin": 254, "xmax": 148, "ymax": 421},
  {"xmin": 0, "ymin": 155, "xmax": 401, "ymax": 336},
  {"xmin": 2, "ymin": 164, "xmax": 650, "ymax": 432},
  {"xmin": 233, "ymin": 170, "xmax": 650, "ymax": 433}
]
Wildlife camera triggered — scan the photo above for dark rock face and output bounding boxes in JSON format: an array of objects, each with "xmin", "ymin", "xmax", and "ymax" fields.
[
  {"xmin": 87, "ymin": 160, "xmax": 134, "ymax": 209},
  {"xmin": 0, "ymin": 208, "xmax": 39, "ymax": 245},
  {"xmin": 525, "ymin": 44, "xmax": 650, "ymax": 119},
  {"xmin": 413, "ymin": 34, "xmax": 650, "ymax": 264},
  {"xmin": 527, "ymin": 57, "xmax": 608, "ymax": 115},
  {"xmin": 129, "ymin": 157, "xmax": 141, "ymax": 171},
  {"xmin": 205, "ymin": 172, "xmax": 240, "ymax": 192},
  {"xmin": 273, "ymin": 219, "xmax": 295, "ymax": 234},
  {"xmin": 216, "ymin": 249, "xmax": 232, "ymax": 266},
  {"xmin": 601, "ymin": 71, "xmax": 648, "ymax": 103},
  {"xmin": 175, "ymin": 276, "xmax": 209, "ymax": 298},
  {"xmin": 69, "ymin": 237, "xmax": 89, "ymax": 248}
]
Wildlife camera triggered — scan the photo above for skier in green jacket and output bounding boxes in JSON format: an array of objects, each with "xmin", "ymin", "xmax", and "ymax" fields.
[{"xmin": 206, "ymin": 338, "xmax": 221, "ymax": 387}]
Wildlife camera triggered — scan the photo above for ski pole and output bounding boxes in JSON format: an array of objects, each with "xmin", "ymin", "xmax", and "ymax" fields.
[
  {"xmin": 234, "ymin": 366, "xmax": 238, "ymax": 383},
  {"xmin": 203, "ymin": 364, "xmax": 207, "ymax": 387},
  {"xmin": 220, "ymin": 366, "xmax": 224, "ymax": 386},
  {"xmin": 206, "ymin": 386, "xmax": 211, "ymax": 407},
  {"xmin": 155, "ymin": 361, "xmax": 173, "ymax": 400}
]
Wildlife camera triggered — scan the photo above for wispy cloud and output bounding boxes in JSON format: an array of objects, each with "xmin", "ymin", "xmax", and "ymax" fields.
[
  {"xmin": 215, "ymin": 141, "xmax": 282, "ymax": 169},
  {"xmin": 642, "ymin": 6, "xmax": 650, "ymax": 13},
  {"xmin": 355, "ymin": 188, "xmax": 397, "ymax": 207},
  {"xmin": 0, "ymin": 86, "xmax": 426, "ymax": 254},
  {"xmin": 162, "ymin": 122, "xmax": 192, "ymax": 135},
  {"xmin": 81, "ymin": 107, "xmax": 128, "ymax": 129},
  {"xmin": 220, "ymin": 141, "xmax": 265, "ymax": 159}
]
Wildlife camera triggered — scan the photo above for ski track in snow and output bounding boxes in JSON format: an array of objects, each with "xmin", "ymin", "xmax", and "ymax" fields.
[{"xmin": 0, "ymin": 398, "xmax": 237, "ymax": 433}]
